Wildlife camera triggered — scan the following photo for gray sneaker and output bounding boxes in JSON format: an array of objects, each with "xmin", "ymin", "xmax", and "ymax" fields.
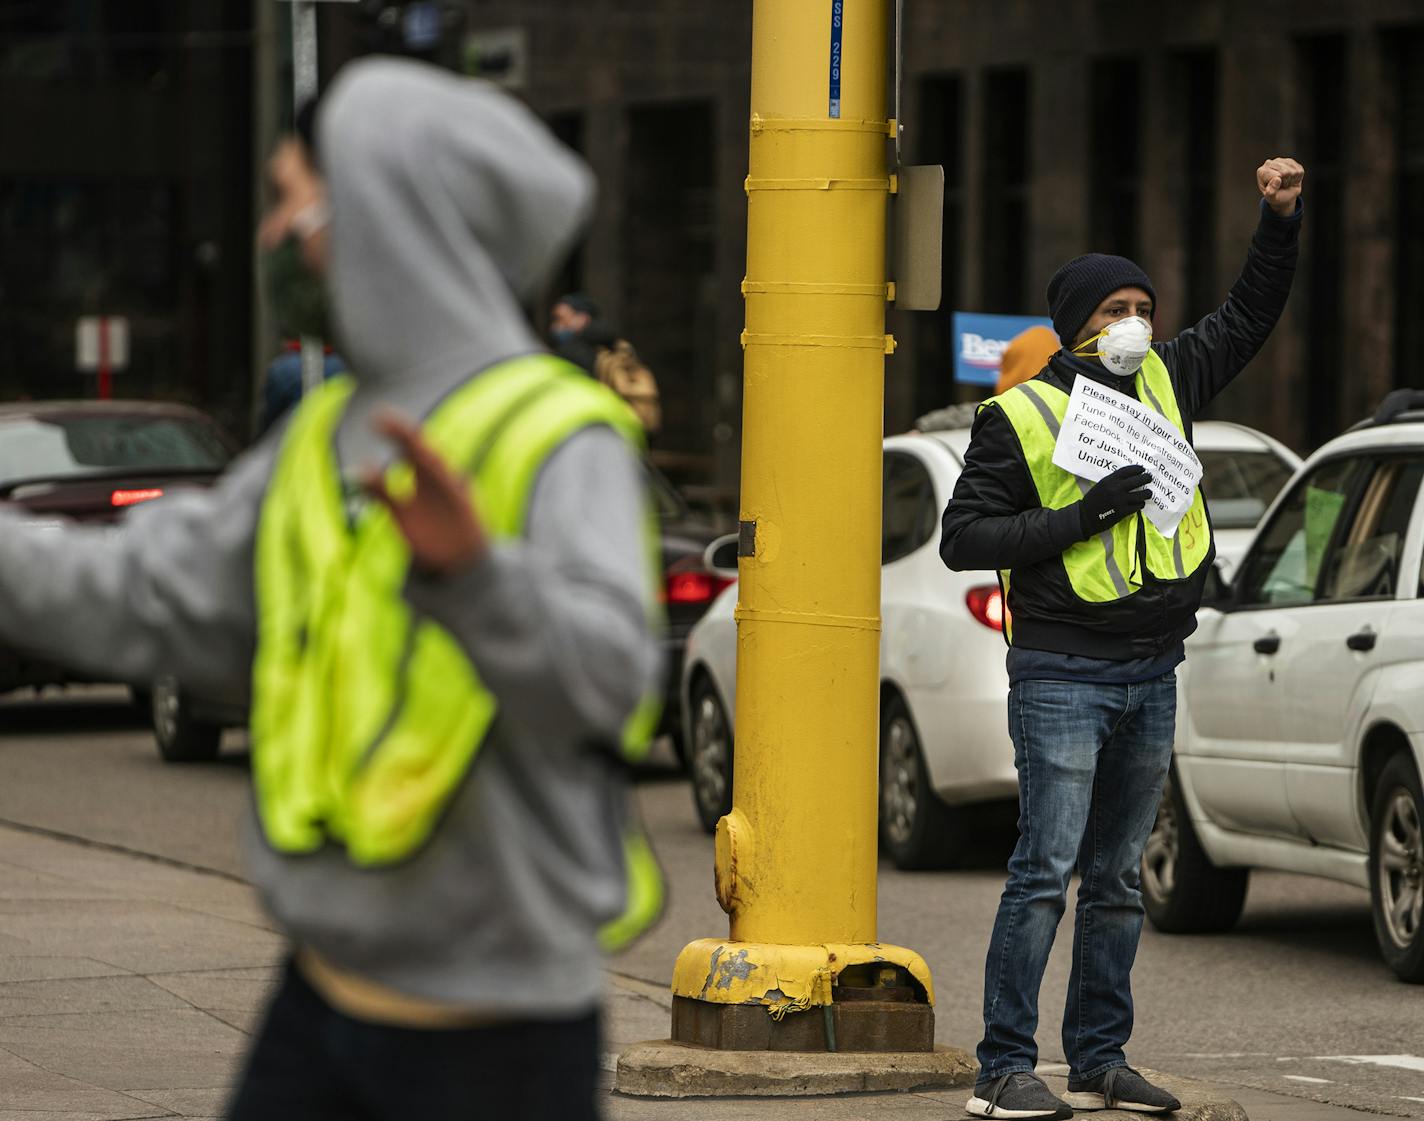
[
  {"xmin": 1065, "ymin": 1066, "xmax": 1182, "ymax": 1113},
  {"xmin": 965, "ymin": 1071, "xmax": 1073, "ymax": 1119}
]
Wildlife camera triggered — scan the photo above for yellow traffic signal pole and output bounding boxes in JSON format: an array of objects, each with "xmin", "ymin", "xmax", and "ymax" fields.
[{"xmin": 668, "ymin": 0, "xmax": 937, "ymax": 1051}]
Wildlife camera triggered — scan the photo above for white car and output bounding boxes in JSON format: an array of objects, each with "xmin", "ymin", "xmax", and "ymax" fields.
[
  {"xmin": 682, "ymin": 420, "xmax": 1299, "ymax": 869},
  {"xmin": 1191, "ymin": 422, "xmax": 1300, "ymax": 578},
  {"xmin": 1144, "ymin": 391, "xmax": 1424, "ymax": 981}
]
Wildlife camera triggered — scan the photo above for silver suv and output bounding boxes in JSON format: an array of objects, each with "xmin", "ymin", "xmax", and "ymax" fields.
[{"xmin": 1144, "ymin": 390, "xmax": 1424, "ymax": 982}]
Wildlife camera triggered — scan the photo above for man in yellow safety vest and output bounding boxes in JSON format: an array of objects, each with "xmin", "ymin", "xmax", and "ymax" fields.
[
  {"xmin": 0, "ymin": 58, "xmax": 664, "ymax": 1120},
  {"xmin": 942, "ymin": 157, "xmax": 1305, "ymax": 1121}
]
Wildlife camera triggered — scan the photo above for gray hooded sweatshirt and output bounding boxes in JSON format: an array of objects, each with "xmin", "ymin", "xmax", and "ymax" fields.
[{"xmin": 0, "ymin": 59, "xmax": 662, "ymax": 1017}]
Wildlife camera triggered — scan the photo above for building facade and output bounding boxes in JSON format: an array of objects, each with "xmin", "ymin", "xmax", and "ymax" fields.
[
  {"xmin": 380, "ymin": 0, "xmax": 1424, "ymax": 494},
  {"xmin": 0, "ymin": 1, "xmax": 262, "ymax": 437},
  {"xmin": 4, "ymin": 2, "xmax": 1420, "ymax": 475}
]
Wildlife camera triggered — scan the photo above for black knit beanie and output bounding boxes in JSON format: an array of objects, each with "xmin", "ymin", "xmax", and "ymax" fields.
[{"xmin": 1046, "ymin": 254, "xmax": 1156, "ymax": 346}]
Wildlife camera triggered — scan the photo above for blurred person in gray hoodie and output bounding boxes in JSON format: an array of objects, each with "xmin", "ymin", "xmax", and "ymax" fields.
[{"xmin": 0, "ymin": 58, "xmax": 663, "ymax": 1120}]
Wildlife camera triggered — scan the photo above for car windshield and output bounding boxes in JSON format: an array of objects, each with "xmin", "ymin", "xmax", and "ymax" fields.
[
  {"xmin": 0, "ymin": 414, "xmax": 230, "ymax": 490},
  {"xmin": 1199, "ymin": 449, "xmax": 1294, "ymax": 529}
]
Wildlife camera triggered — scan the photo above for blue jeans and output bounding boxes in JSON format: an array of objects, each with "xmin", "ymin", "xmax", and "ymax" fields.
[{"xmin": 976, "ymin": 674, "xmax": 1176, "ymax": 1083}]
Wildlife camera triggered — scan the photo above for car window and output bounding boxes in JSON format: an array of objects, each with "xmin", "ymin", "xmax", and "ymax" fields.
[
  {"xmin": 1319, "ymin": 458, "xmax": 1424, "ymax": 602},
  {"xmin": 1199, "ymin": 448, "xmax": 1295, "ymax": 529},
  {"xmin": 882, "ymin": 451, "xmax": 938, "ymax": 565},
  {"xmin": 0, "ymin": 415, "xmax": 230, "ymax": 490},
  {"xmin": 1233, "ymin": 457, "xmax": 1367, "ymax": 608}
]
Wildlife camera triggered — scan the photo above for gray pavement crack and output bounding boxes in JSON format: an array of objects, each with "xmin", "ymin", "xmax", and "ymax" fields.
[
  {"xmin": 137, "ymin": 977, "xmax": 258, "ymax": 1037},
  {"xmin": 0, "ymin": 818, "xmax": 247, "ymax": 884},
  {"xmin": 0, "ymin": 1038, "xmax": 182, "ymax": 1116}
]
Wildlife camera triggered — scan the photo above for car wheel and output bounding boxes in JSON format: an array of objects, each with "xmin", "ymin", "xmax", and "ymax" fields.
[
  {"xmin": 878, "ymin": 692, "xmax": 966, "ymax": 870},
  {"xmin": 1369, "ymin": 752, "xmax": 1424, "ymax": 983},
  {"xmin": 688, "ymin": 675, "xmax": 733, "ymax": 834},
  {"xmin": 151, "ymin": 677, "xmax": 223, "ymax": 763},
  {"xmin": 1142, "ymin": 768, "xmax": 1248, "ymax": 933}
]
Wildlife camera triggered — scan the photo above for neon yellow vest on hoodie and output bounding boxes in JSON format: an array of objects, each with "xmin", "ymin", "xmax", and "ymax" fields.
[
  {"xmin": 250, "ymin": 354, "xmax": 662, "ymax": 949},
  {"xmin": 985, "ymin": 352, "xmax": 1212, "ymax": 631}
]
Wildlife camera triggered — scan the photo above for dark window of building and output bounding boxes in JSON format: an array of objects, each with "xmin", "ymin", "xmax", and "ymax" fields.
[
  {"xmin": 1088, "ymin": 57, "xmax": 1141, "ymax": 261},
  {"xmin": 915, "ymin": 74, "xmax": 963, "ymax": 418},
  {"xmin": 624, "ymin": 100, "xmax": 717, "ymax": 461},
  {"xmin": 1396, "ymin": 30, "xmax": 1424, "ymax": 393},
  {"xmin": 0, "ymin": 181, "xmax": 179, "ymax": 400},
  {"xmin": 981, "ymin": 68, "xmax": 1029, "ymax": 313},
  {"xmin": 548, "ymin": 111, "xmax": 586, "ymax": 301},
  {"xmin": 0, "ymin": 2, "xmax": 248, "ymax": 86},
  {"xmin": 0, "ymin": 1, "xmax": 255, "ymax": 433},
  {"xmin": 1298, "ymin": 35, "xmax": 1346, "ymax": 450},
  {"xmin": 1173, "ymin": 49, "xmax": 1218, "ymax": 326}
]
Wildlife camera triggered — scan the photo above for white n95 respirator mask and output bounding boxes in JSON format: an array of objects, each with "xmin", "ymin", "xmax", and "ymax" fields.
[{"xmin": 1074, "ymin": 315, "xmax": 1153, "ymax": 376}]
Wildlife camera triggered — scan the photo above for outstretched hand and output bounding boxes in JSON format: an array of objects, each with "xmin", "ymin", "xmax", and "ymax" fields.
[
  {"xmin": 1257, "ymin": 157, "xmax": 1305, "ymax": 216},
  {"xmin": 361, "ymin": 409, "xmax": 488, "ymax": 577}
]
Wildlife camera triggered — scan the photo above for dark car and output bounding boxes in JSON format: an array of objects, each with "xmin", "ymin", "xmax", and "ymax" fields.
[
  {"xmin": 646, "ymin": 464, "xmax": 734, "ymax": 760},
  {"xmin": 0, "ymin": 399, "xmax": 237, "ymax": 703}
]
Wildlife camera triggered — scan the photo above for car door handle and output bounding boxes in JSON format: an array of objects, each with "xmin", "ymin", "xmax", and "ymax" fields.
[
  {"xmin": 1253, "ymin": 634, "xmax": 1281, "ymax": 655},
  {"xmin": 1346, "ymin": 628, "xmax": 1378, "ymax": 652}
]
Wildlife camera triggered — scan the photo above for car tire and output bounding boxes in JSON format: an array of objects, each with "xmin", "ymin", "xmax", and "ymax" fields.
[
  {"xmin": 878, "ymin": 691, "xmax": 967, "ymax": 870},
  {"xmin": 151, "ymin": 677, "xmax": 223, "ymax": 763},
  {"xmin": 1142, "ymin": 768, "xmax": 1248, "ymax": 933},
  {"xmin": 687, "ymin": 674, "xmax": 733, "ymax": 834},
  {"xmin": 1369, "ymin": 752, "xmax": 1424, "ymax": 983}
]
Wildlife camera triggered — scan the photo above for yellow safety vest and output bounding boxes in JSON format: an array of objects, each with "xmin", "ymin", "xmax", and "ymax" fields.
[
  {"xmin": 250, "ymin": 354, "xmax": 663, "ymax": 949},
  {"xmin": 985, "ymin": 352, "xmax": 1212, "ymax": 629}
]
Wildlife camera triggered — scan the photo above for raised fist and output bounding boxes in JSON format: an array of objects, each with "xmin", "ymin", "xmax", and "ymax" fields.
[{"xmin": 1257, "ymin": 157, "xmax": 1305, "ymax": 216}]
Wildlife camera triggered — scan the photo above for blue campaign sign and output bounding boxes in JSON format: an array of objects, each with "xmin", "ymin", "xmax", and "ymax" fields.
[{"xmin": 953, "ymin": 312, "xmax": 1055, "ymax": 387}]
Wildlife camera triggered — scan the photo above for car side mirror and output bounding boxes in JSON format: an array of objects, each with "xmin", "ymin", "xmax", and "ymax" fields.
[
  {"xmin": 1201, "ymin": 560, "xmax": 1234, "ymax": 610},
  {"xmin": 703, "ymin": 533, "xmax": 739, "ymax": 579}
]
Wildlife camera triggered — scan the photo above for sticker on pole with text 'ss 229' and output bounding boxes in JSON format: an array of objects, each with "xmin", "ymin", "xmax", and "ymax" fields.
[{"xmin": 828, "ymin": 0, "xmax": 843, "ymax": 118}]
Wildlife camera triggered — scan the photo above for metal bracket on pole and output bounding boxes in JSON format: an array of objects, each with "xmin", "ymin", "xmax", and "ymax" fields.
[{"xmin": 891, "ymin": 165, "xmax": 944, "ymax": 311}]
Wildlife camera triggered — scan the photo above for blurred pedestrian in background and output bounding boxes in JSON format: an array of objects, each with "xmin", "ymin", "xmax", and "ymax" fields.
[
  {"xmin": 994, "ymin": 324, "xmax": 1060, "ymax": 396},
  {"xmin": 257, "ymin": 339, "xmax": 346, "ymax": 435},
  {"xmin": 549, "ymin": 292, "xmax": 616, "ymax": 374},
  {"xmin": 0, "ymin": 56, "xmax": 663, "ymax": 1121},
  {"xmin": 915, "ymin": 324, "xmax": 1063, "ymax": 433},
  {"xmin": 550, "ymin": 293, "xmax": 662, "ymax": 435}
]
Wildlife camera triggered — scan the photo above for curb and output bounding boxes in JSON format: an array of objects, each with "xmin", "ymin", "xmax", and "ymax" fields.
[{"xmin": 614, "ymin": 1040, "xmax": 976, "ymax": 1098}]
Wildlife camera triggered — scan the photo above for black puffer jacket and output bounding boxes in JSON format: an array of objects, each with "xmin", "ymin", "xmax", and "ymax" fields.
[{"xmin": 940, "ymin": 200, "xmax": 1301, "ymax": 659}]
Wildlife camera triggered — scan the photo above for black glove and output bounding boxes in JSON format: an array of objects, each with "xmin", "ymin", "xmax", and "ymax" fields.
[{"xmin": 1078, "ymin": 465, "xmax": 1153, "ymax": 538}]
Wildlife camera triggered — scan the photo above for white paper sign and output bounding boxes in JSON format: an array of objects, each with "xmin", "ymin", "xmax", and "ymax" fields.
[{"xmin": 1050, "ymin": 377, "xmax": 1202, "ymax": 538}]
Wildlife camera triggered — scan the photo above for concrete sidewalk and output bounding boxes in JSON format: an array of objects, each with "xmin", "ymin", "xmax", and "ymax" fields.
[{"xmin": 0, "ymin": 822, "xmax": 1369, "ymax": 1120}]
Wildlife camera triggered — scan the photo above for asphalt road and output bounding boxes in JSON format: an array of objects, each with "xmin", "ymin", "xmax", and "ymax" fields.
[{"xmin": 1, "ymin": 688, "xmax": 1421, "ymax": 1117}]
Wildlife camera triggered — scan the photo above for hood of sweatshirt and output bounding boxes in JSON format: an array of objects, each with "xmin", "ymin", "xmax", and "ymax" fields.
[{"xmin": 316, "ymin": 57, "xmax": 595, "ymax": 460}]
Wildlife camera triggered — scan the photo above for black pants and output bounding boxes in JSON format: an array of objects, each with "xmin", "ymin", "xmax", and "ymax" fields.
[{"xmin": 225, "ymin": 961, "xmax": 602, "ymax": 1121}]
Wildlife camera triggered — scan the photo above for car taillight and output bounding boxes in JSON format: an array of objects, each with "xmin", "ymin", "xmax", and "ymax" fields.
[
  {"xmin": 965, "ymin": 584, "xmax": 1007, "ymax": 632},
  {"xmin": 111, "ymin": 488, "xmax": 165, "ymax": 508},
  {"xmin": 665, "ymin": 569, "xmax": 735, "ymax": 606}
]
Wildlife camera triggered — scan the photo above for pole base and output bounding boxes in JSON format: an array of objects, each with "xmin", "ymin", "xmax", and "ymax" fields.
[
  {"xmin": 613, "ymin": 1039, "xmax": 975, "ymax": 1098},
  {"xmin": 672, "ymin": 993, "xmax": 933, "ymax": 1051}
]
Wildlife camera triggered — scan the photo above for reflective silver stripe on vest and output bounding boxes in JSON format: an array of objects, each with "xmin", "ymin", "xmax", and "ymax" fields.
[
  {"xmin": 1138, "ymin": 380, "xmax": 1190, "ymax": 580},
  {"xmin": 1140, "ymin": 379, "xmax": 1168, "ymax": 417},
  {"xmin": 1016, "ymin": 384, "xmax": 1132, "ymax": 598}
]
